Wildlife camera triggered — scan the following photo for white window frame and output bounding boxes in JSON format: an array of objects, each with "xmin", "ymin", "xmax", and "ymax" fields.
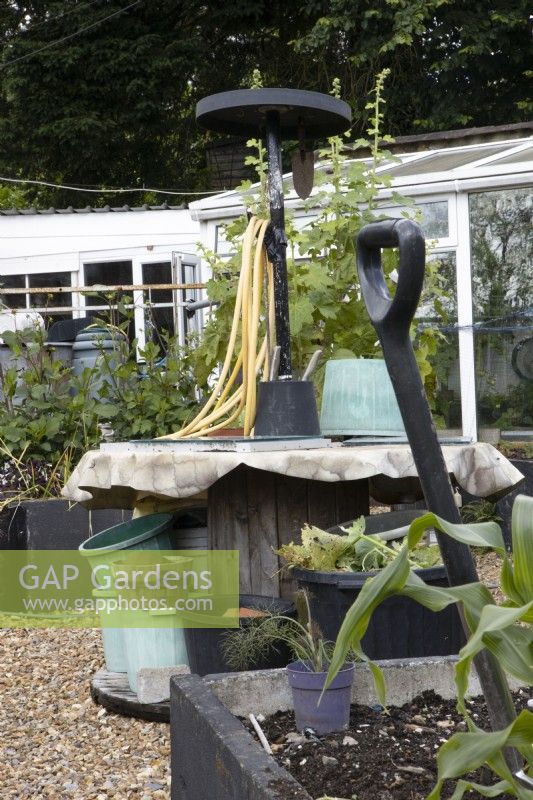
[{"xmin": 79, "ymin": 246, "xmax": 201, "ymax": 351}]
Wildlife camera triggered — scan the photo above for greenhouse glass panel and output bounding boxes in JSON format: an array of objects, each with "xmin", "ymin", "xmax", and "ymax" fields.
[
  {"xmin": 417, "ymin": 252, "xmax": 461, "ymax": 429},
  {"xmin": 470, "ymin": 187, "xmax": 533, "ymax": 432},
  {"xmin": 379, "ymin": 200, "xmax": 448, "ymax": 239},
  {"xmin": 389, "ymin": 144, "xmax": 510, "ymax": 177}
]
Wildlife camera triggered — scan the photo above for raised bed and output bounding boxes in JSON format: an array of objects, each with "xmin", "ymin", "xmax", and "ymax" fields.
[
  {"xmin": 171, "ymin": 658, "xmax": 523, "ymax": 800},
  {"xmin": 0, "ymin": 497, "xmax": 132, "ymax": 551},
  {"xmin": 171, "ymin": 673, "xmax": 310, "ymax": 800}
]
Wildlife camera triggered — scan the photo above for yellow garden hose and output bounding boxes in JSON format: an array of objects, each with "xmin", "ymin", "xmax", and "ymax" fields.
[{"xmin": 163, "ymin": 215, "xmax": 275, "ymax": 438}]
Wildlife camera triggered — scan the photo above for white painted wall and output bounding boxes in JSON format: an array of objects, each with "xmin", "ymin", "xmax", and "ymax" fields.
[{"xmin": 0, "ymin": 208, "xmax": 200, "ymax": 274}]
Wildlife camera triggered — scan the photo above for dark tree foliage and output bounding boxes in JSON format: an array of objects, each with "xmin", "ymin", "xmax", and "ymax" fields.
[
  {"xmin": 291, "ymin": 0, "xmax": 532, "ymax": 135},
  {"xmin": 0, "ymin": 1, "xmax": 530, "ymax": 207}
]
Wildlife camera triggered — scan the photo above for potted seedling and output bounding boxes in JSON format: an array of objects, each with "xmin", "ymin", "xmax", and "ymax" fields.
[{"xmin": 222, "ymin": 590, "xmax": 354, "ymax": 735}]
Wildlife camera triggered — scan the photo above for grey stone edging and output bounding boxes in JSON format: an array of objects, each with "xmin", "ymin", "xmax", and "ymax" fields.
[{"xmin": 203, "ymin": 655, "xmax": 526, "ymax": 718}]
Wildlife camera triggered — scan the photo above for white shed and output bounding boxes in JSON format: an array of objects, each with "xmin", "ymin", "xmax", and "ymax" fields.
[
  {"xmin": 190, "ymin": 130, "xmax": 533, "ymax": 443},
  {"xmin": 0, "ymin": 204, "xmax": 202, "ymax": 348}
]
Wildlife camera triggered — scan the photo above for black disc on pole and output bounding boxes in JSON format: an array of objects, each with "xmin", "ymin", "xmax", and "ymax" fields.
[{"xmin": 196, "ymin": 88, "xmax": 351, "ymax": 138}]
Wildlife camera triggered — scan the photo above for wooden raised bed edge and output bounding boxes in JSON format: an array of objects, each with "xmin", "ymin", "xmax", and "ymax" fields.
[{"xmin": 170, "ymin": 674, "xmax": 310, "ymax": 800}]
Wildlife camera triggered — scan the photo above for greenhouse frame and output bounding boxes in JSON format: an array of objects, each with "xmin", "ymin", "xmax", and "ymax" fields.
[{"xmin": 191, "ymin": 131, "xmax": 533, "ymax": 443}]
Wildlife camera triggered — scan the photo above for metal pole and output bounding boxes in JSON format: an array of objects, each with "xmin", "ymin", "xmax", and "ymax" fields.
[
  {"xmin": 357, "ymin": 218, "xmax": 521, "ymax": 772},
  {"xmin": 265, "ymin": 110, "xmax": 292, "ymax": 380}
]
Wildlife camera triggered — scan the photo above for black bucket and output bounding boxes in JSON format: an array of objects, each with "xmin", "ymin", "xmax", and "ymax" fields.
[
  {"xmin": 294, "ymin": 566, "xmax": 465, "ymax": 659},
  {"xmin": 184, "ymin": 594, "xmax": 295, "ymax": 676},
  {"xmin": 254, "ymin": 380, "xmax": 320, "ymax": 437}
]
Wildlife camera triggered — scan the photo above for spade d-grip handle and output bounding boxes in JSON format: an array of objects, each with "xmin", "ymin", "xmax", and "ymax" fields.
[
  {"xmin": 357, "ymin": 216, "xmax": 467, "ymax": 537},
  {"xmin": 355, "ymin": 218, "xmax": 521, "ymax": 764},
  {"xmin": 357, "ymin": 218, "xmax": 425, "ymax": 337}
]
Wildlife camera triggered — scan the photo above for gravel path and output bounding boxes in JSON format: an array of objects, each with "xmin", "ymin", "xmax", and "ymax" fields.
[
  {"xmin": 0, "ymin": 552, "xmax": 503, "ymax": 799},
  {"xmin": 0, "ymin": 629, "xmax": 170, "ymax": 800}
]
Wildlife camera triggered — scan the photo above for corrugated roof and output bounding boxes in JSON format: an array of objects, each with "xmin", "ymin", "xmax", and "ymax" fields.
[{"xmin": 0, "ymin": 202, "xmax": 186, "ymax": 216}]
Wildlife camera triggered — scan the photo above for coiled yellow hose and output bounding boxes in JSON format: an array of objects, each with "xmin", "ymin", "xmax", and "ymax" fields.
[{"xmin": 165, "ymin": 215, "xmax": 275, "ymax": 438}]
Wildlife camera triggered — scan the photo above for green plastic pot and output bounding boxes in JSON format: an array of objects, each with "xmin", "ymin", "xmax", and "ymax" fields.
[
  {"xmin": 79, "ymin": 513, "xmax": 173, "ymax": 587},
  {"xmin": 80, "ymin": 513, "xmax": 173, "ymax": 674},
  {"xmin": 92, "ymin": 588, "xmax": 127, "ymax": 673},
  {"xmin": 123, "ymin": 609, "xmax": 189, "ymax": 693},
  {"xmin": 320, "ymin": 358, "xmax": 405, "ymax": 436}
]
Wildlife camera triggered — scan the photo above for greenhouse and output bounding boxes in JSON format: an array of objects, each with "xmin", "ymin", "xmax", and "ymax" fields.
[{"xmin": 191, "ymin": 130, "xmax": 533, "ymax": 443}]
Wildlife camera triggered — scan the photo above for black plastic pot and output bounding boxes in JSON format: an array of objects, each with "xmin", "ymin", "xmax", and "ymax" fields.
[
  {"xmin": 293, "ymin": 566, "xmax": 465, "ymax": 659},
  {"xmin": 184, "ymin": 594, "xmax": 295, "ymax": 676},
  {"xmin": 254, "ymin": 380, "xmax": 320, "ymax": 437},
  {"xmin": 495, "ymin": 459, "xmax": 532, "ymax": 549}
]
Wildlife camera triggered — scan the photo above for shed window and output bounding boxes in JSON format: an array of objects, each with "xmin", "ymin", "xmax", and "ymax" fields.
[
  {"xmin": 82, "ymin": 260, "xmax": 134, "ymax": 339},
  {"xmin": 142, "ymin": 261, "xmax": 175, "ymax": 353},
  {"xmin": 0, "ymin": 272, "xmax": 73, "ymax": 327},
  {"xmin": 0, "ymin": 274, "xmax": 26, "ymax": 309},
  {"xmin": 84, "ymin": 260, "xmax": 133, "ymax": 287}
]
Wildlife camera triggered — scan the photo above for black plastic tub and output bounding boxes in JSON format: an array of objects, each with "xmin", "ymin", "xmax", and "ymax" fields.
[
  {"xmin": 184, "ymin": 594, "xmax": 295, "ymax": 676},
  {"xmin": 293, "ymin": 566, "xmax": 465, "ymax": 659}
]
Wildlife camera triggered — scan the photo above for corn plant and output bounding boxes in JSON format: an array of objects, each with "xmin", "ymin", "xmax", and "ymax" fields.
[{"xmin": 326, "ymin": 494, "xmax": 533, "ymax": 799}]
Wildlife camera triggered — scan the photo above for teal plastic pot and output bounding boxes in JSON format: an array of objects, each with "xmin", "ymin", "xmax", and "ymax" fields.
[
  {"xmin": 92, "ymin": 588, "xmax": 127, "ymax": 673},
  {"xmin": 123, "ymin": 609, "xmax": 189, "ymax": 693},
  {"xmin": 320, "ymin": 358, "xmax": 405, "ymax": 436},
  {"xmin": 79, "ymin": 513, "xmax": 173, "ymax": 587},
  {"xmin": 80, "ymin": 514, "xmax": 173, "ymax": 673}
]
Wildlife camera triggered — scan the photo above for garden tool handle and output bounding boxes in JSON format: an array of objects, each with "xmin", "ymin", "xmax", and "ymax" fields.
[
  {"xmin": 356, "ymin": 218, "xmax": 425, "ymax": 337},
  {"xmin": 355, "ymin": 217, "xmax": 522, "ymax": 769}
]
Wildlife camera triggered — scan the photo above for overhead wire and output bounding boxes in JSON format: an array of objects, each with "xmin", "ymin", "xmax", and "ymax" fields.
[
  {"xmin": 1, "ymin": 0, "xmax": 144, "ymax": 69},
  {"xmin": 0, "ymin": 176, "xmax": 220, "ymax": 195}
]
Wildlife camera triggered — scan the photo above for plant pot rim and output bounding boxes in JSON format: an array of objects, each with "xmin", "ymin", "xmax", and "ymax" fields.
[
  {"xmin": 286, "ymin": 659, "xmax": 354, "ymax": 676},
  {"xmin": 292, "ymin": 564, "xmax": 446, "ymax": 583},
  {"xmin": 78, "ymin": 512, "xmax": 172, "ymax": 554}
]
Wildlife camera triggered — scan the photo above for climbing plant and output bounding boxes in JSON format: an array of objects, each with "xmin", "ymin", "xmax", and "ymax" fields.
[{"xmin": 190, "ymin": 73, "xmax": 447, "ymax": 400}]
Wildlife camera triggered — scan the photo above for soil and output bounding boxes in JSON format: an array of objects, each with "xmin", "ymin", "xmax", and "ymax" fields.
[
  {"xmin": 496, "ymin": 442, "xmax": 533, "ymax": 461},
  {"xmin": 245, "ymin": 688, "xmax": 531, "ymax": 800},
  {"xmin": 0, "ymin": 459, "xmax": 62, "ymax": 500}
]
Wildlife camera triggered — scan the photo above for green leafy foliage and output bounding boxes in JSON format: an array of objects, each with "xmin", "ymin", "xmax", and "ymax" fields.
[
  {"xmin": 94, "ymin": 330, "xmax": 198, "ymax": 441},
  {"xmin": 221, "ymin": 589, "xmax": 335, "ymax": 673},
  {"xmin": 0, "ymin": 306, "xmax": 200, "ymax": 495},
  {"xmin": 0, "ymin": 183, "xmax": 26, "ymax": 209},
  {"xmin": 327, "ymin": 495, "xmax": 533, "ymax": 798},
  {"xmin": 461, "ymin": 500, "xmax": 502, "ymax": 525},
  {"xmin": 276, "ymin": 518, "xmax": 442, "ymax": 573},
  {"xmin": 0, "ymin": 324, "xmax": 102, "ymax": 464},
  {"xmin": 0, "ymin": 2, "xmax": 529, "ymax": 208}
]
